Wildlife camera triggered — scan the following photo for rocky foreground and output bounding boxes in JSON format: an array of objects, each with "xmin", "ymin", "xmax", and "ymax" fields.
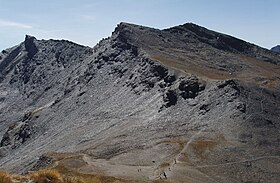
[{"xmin": 0, "ymin": 22, "xmax": 280, "ymax": 183}]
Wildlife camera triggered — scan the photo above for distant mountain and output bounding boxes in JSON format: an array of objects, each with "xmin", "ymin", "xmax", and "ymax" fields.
[
  {"xmin": 271, "ymin": 45, "xmax": 280, "ymax": 53},
  {"xmin": 0, "ymin": 22, "xmax": 280, "ymax": 183}
]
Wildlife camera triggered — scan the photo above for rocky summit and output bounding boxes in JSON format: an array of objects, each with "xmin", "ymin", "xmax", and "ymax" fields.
[{"xmin": 0, "ymin": 22, "xmax": 280, "ymax": 183}]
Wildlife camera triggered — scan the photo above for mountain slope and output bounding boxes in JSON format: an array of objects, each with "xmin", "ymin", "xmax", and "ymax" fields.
[
  {"xmin": 0, "ymin": 22, "xmax": 279, "ymax": 183},
  {"xmin": 271, "ymin": 45, "xmax": 280, "ymax": 53}
]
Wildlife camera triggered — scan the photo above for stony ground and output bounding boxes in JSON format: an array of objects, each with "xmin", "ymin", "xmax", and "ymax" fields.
[{"xmin": 0, "ymin": 22, "xmax": 280, "ymax": 182}]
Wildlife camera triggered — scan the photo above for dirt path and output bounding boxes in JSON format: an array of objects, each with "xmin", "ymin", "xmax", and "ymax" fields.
[{"xmin": 196, "ymin": 155, "xmax": 280, "ymax": 168}]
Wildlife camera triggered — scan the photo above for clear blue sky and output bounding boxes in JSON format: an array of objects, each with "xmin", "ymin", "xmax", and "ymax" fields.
[{"xmin": 0, "ymin": 0, "xmax": 279, "ymax": 50}]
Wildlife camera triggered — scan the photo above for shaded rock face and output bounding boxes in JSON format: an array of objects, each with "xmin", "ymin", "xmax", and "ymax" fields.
[
  {"xmin": 0, "ymin": 122, "xmax": 31, "ymax": 148},
  {"xmin": 0, "ymin": 45, "xmax": 23, "ymax": 82},
  {"xmin": 271, "ymin": 45, "xmax": 280, "ymax": 53},
  {"xmin": 24, "ymin": 35, "xmax": 38, "ymax": 59},
  {"xmin": 163, "ymin": 90, "xmax": 177, "ymax": 107},
  {"xmin": 0, "ymin": 111, "xmax": 33, "ymax": 151},
  {"xmin": 178, "ymin": 76, "xmax": 205, "ymax": 99},
  {"xmin": 160, "ymin": 75, "xmax": 205, "ymax": 109},
  {"xmin": 0, "ymin": 22, "xmax": 279, "ymax": 182}
]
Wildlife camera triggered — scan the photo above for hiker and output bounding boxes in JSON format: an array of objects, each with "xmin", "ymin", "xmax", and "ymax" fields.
[{"xmin": 163, "ymin": 172, "xmax": 167, "ymax": 179}]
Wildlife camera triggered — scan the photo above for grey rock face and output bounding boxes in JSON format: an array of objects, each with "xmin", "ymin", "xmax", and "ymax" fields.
[
  {"xmin": 0, "ymin": 23, "xmax": 279, "ymax": 182},
  {"xmin": 31, "ymin": 154, "xmax": 53, "ymax": 171}
]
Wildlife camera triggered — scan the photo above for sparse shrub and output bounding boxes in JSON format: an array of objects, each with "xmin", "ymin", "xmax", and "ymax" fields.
[
  {"xmin": 12, "ymin": 175, "xmax": 26, "ymax": 182},
  {"xmin": 29, "ymin": 169, "xmax": 62, "ymax": 183},
  {"xmin": 62, "ymin": 176, "xmax": 100, "ymax": 183},
  {"xmin": 64, "ymin": 177, "xmax": 83, "ymax": 183},
  {"xmin": 0, "ymin": 169, "xmax": 124, "ymax": 183},
  {"xmin": 0, "ymin": 171, "xmax": 12, "ymax": 183}
]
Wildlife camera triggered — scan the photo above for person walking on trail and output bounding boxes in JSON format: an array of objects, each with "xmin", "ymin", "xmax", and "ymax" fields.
[{"xmin": 163, "ymin": 172, "xmax": 167, "ymax": 179}]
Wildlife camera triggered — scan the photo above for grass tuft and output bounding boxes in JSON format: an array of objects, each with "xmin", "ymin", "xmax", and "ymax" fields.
[
  {"xmin": 29, "ymin": 169, "xmax": 63, "ymax": 183},
  {"xmin": 0, "ymin": 166, "xmax": 127, "ymax": 183},
  {"xmin": 0, "ymin": 171, "xmax": 12, "ymax": 183}
]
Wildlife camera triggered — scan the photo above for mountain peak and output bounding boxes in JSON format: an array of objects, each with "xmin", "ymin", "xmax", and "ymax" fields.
[
  {"xmin": 118, "ymin": 22, "xmax": 145, "ymax": 28},
  {"xmin": 114, "ymin": 22, "xmax": 134, "ymax": 32},
  {"xmin": 25, "ymin": 35, "xmax": 37, "ymax": 42},
  {"xmin": 24, "ymin": 35, "xmax": 38, "ymax": 58},
  {"xmin": 113, "ymin": 22, "xmax": 148, "ymax": 35}
]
